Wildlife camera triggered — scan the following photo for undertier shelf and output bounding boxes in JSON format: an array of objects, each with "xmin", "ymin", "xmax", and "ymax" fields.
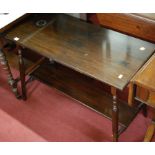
[{"xmin": 6, "ymin": 51, "xmax": 142, "ymax": 132}]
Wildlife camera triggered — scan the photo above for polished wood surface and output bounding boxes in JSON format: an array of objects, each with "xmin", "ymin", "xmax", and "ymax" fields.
[
  {"xmin": 5, "ymin": 14, "xmax": 155, "ymax": 90},
  {"xmin": 97, "ymin": 13, "xmax": 155, "ymax": 43}
]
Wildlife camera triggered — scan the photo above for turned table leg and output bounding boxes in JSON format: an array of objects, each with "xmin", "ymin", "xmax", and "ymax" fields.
[
  {"xmin": 18, "ymin": 48, "xmax": 26, "ymax": 100},
  {"xmin": 111, "ymin": 87, "xmax": 119, "ymax": 142},
  {"xmin": 0, "ymin": 48, "xmax": 20, "ymax": 98}
]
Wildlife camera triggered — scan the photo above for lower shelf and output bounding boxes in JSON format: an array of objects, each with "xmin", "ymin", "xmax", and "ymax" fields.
[
  {"xmin": 6, "ymin": 51, "xmax": 141, "ymax": 132},
  {"xmin": 32, "ymin": 61, "xmax": 141, "ymax": 129}
]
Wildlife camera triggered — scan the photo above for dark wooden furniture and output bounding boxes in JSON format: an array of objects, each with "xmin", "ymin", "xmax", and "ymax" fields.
[
  {"xmin": 96, "ymin": 13, "xmax": 155, "ymax": 43},
  {"xmin": 129, "ymin": 54, "xmax": 155, "ymax": 141},
  {"xmin": 1, "ymin": 13, "xmax": 155, "ymax": 141}
]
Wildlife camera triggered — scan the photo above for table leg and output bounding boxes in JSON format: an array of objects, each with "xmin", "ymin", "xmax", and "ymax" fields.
[
  {"xmin": 18, "ymin": 48, "xmax": 26, "ymax": 100},
  {"xmin": 128, "ymin": 82, "xmax": 136, "ymax": 106},
  {"xmin": 143, "ymin": 104, "xmax": 147, "ymax": 117},
  {"xmin": 111, "ymin": 87, "xmax": 118, "ymax": 142},
  {"xmin": 0, "ymin": 48, "xmax": 20, "ymax": 98}
]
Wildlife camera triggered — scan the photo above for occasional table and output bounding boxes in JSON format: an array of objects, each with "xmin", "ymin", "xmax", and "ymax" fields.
[{"xmin": 1, "ymin": 13, "xmax": 155, "ymax": 141}]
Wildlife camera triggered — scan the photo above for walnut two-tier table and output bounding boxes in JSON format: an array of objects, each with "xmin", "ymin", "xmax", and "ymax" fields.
[{"xmin": 0, "ymin": 14, "xmax": 155, "ymax": 141}]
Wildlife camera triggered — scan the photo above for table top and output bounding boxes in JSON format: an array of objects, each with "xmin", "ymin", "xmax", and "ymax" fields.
[
  {"xmin": 4, "ymin": 13, "xmax": 155, "ymax": 90},
  {"xmin": 132, "ymin": 53, "xmax": 155, "ymax": 92}
]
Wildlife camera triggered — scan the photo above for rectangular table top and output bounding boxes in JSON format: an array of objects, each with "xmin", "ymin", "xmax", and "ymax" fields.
[{"xmin": 4, "ymin": 13, "xmax": 155, "ymax": 90}]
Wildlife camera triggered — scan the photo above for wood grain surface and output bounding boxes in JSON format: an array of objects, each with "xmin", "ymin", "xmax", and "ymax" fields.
[
  {"xmin": 5, "ymin": 14, "xmax": 155, "ymax": 90},
  {"xmin": 97, "ymin": 13, "xmax": 155, "ymax": 43}
]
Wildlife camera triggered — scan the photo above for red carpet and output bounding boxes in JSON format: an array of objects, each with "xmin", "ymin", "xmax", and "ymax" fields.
[{"xmin": 0, "ymin": 65, "xmax": 155, "ymax": 142}]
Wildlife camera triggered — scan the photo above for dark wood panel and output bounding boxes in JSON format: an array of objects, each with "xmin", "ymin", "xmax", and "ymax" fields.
[
  {"xmin": 32, "ymin": 61, "xmax": 140, "ymax": 128},
  {"xmin": 5, "ymin": 13, "xmax": 155, "ymax": 90},
  {"xmin": 96, "ymin": 13, "xmax": 155, "ymax": 43}
]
